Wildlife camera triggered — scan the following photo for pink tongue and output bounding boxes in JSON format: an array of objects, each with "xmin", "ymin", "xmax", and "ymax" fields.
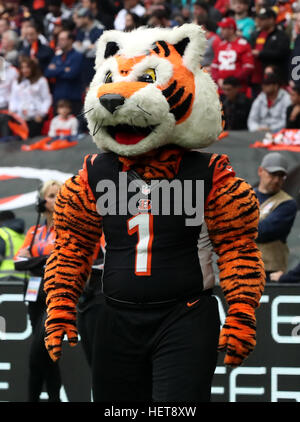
[{"xmin": 115, "ymin": 131, "xmax": 145, "ymax": 145}]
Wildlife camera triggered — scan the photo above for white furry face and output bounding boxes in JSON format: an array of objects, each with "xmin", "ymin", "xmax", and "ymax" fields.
[{"xmin": 84, "ymin": 24, "xmax": 223, "ymax": 156}]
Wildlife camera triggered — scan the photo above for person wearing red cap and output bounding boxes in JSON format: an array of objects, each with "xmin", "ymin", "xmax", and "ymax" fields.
[
  {"xmin": 218, "ymin": 17, "xmax": 237, "ymax": 30},
  {"xmin": 211, "ymin": 16, "xmax": 254, "ymax": 96}
]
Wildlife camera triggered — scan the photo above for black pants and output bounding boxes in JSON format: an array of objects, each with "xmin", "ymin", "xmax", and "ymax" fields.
[
  {"xmin": 91, "ymin": 294, "xmax": 220, "ymax": 402},
  {"xmin": 27, "ymin": 119, "xmax": 45, "ymax": 138},
  {"xmin": 0, "ymin": 111, "xmax": 11, "ymax": 137},
  {"xmin": 27, "ymin": 300, "xmax": 61, "ymax": 402},
  {"xmin": 77, "ymin": 301, "xmax": 105, "ymax": 367}
]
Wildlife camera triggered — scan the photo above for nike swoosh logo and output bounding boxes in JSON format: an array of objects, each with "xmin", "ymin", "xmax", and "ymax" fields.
[{"xmin": 187, "ymin": 299, "xmax": 200, "ymax": 308}]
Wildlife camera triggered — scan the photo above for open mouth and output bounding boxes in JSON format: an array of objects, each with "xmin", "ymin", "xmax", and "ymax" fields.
[{"xmin": 106, "ymin": 124, "xmax": 156, "ymax": 145}]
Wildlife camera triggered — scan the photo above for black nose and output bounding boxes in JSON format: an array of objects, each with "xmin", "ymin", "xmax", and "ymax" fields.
[{"xmin": 99, "ymin": 94, "xmax": 125, "ymax": 114}]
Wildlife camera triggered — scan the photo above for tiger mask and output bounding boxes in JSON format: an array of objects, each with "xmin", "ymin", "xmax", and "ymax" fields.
[{"xmin": 84, "ymin": 24, "xmax": 223, "ymax": 157}]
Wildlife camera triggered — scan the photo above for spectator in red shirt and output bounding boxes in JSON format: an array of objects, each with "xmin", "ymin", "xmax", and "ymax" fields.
[
  {"xmin": 250, "ymin": 7, "xmax": 290, "ymax": 97},
  {"xmin": 214, "ymin": 0, "xmax": 230, "ymax": 16},
  {"xmin": 211, "ymin": 17, "xmax": 254, "ymax": 95}
]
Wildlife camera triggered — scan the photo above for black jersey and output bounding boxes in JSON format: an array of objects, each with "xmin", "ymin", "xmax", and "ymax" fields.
[{"xmin": 85, "ymin": 150, "xmax": 219, "ymax": 304}]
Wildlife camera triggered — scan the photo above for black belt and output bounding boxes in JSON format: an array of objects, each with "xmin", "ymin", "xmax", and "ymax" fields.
[{"xmin": 104, "ymin": 289, "xmax": 213, "ymax": 310}]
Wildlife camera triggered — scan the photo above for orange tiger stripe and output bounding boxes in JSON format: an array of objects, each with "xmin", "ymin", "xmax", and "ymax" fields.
[
  {"xmin": 44, "ymin": 174, "xmax": 102, "ymax": 360},
  {"xmin": 205, "ymin": 175, "xmax": 265, "ymax": 309},
  {"xmin": 218, "ymin": 302, "xmax": 257, "ymax": 366},
  {"xmin": 155, "ymin": 43, "xmax": 195, "ymax": 124},
  {"xmin": 118, "ymin": 145, "xmax": 186, "ymax": 179}
]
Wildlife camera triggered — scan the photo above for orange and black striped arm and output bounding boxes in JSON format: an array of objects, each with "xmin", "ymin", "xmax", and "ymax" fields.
[
  {"xmin": 44, "ymin": 174, "xmax": 102, "ymax": 362},
  {"xmin": 205, "ymin": 160, "xmax": 265, "ymax": 367}
]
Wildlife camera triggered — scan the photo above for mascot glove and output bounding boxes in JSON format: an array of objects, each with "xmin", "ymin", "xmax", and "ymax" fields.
[
  {"xmin": 218, "ymin": 303, "xmax": 256, "ymax": 367},
  {"xmin": 44, "ymin": 298, "xmax": 78, "ymax": 362}
]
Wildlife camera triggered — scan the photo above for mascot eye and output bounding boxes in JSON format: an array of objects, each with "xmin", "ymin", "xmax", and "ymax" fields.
[
  {"xmin": 104, "ymin": 71, "xmax": 113, "ymax": 83},
  {"xmin": 138, "ymin": 68, "xmax": 156, "ymax": 83}
]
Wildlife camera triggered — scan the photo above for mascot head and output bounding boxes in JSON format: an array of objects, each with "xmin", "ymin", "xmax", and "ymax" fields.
[{"xmin": 84, "ymin": 24, "xmax": 223, "ymax": 156}]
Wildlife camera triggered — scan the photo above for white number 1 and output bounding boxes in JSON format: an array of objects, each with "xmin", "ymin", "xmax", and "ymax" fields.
[{"xmin": 127, "ymin": 213, "xmax": 153, "ymax": 276}]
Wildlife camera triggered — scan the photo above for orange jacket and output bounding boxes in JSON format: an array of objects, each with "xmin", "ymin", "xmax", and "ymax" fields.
[{"xmin": 15, "ymin": 223, "xmax": 55, "ymax": 259}]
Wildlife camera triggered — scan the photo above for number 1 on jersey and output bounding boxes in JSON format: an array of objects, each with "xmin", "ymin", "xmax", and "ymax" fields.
[{"xmin": 127, "ymin": 213, "xmax": 154, "ymax": 276}]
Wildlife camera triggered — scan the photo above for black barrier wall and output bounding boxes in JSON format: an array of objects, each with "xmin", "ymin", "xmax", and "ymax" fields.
[
  {"xmin": 0, "ymin": 282, "xmax": 299, "ymax": 402},
  {"xmin": 213, "ymin": 284, "xmax": 300, "ymax": 402}
]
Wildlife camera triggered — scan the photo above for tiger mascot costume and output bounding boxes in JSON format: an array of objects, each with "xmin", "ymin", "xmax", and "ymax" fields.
[{"xmin": 43, "ymin": 24, "xmax": 265, "ymax": 402}]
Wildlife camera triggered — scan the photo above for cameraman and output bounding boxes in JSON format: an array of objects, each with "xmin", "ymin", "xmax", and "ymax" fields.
[{"xmin": 14, "ymin": 180, "xmax": 62, "ymax": 402}]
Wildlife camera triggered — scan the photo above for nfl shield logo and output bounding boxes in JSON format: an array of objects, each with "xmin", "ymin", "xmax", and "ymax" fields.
[
  {"xmin": 138, "ymin": 199, "xmax": 152, "ymax": 211},
  {"xmin": 142, "ymin": 185, "xmax": 151, "ymax": 195}
]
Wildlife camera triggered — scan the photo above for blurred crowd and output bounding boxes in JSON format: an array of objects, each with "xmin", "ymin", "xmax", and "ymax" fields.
[{"xmin": 1, "ymin": 0, "xmax": 300, "ymax": 141}]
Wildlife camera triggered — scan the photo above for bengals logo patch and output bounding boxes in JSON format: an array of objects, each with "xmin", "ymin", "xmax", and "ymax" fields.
[{"xmin": 137, "ymin": 199, "xmax": 152, "ymax": 211}]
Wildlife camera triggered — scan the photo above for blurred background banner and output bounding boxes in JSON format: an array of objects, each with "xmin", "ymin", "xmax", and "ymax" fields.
[{"xmin": 0, "ymin": 166, "xmax": 72, "ymax": 210}]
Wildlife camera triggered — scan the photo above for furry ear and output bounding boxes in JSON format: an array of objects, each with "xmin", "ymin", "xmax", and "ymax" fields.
[
  {"xmin": 95, "ymin": 24, "xmax": 207, "ymax": 72},
  {"xmin": 95, "ymin": 30, "xmax": 123, "ymax": 68},
  {"xmin": 152, "ymin": 38, "xmax": 190, "ymax": 57},
  {"xmin": 173, "ymin": 37, "xmax": 190, "ymax": 57},
  {"xmin": 104, "ymin": 41, "xmax": 119, "ymax": 59},
  {"xmin": 165, "ymin": 24, "xmax": 207, "ymax": 73}
]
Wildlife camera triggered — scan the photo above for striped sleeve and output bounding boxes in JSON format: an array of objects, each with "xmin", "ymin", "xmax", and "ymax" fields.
[
  {"xmin": 205, "ymin": 175, "xmax": 265, "ymax": 308},
  {"xmin": 44, "ymin": 173, "xmax": 103, "ymax": 307}
]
